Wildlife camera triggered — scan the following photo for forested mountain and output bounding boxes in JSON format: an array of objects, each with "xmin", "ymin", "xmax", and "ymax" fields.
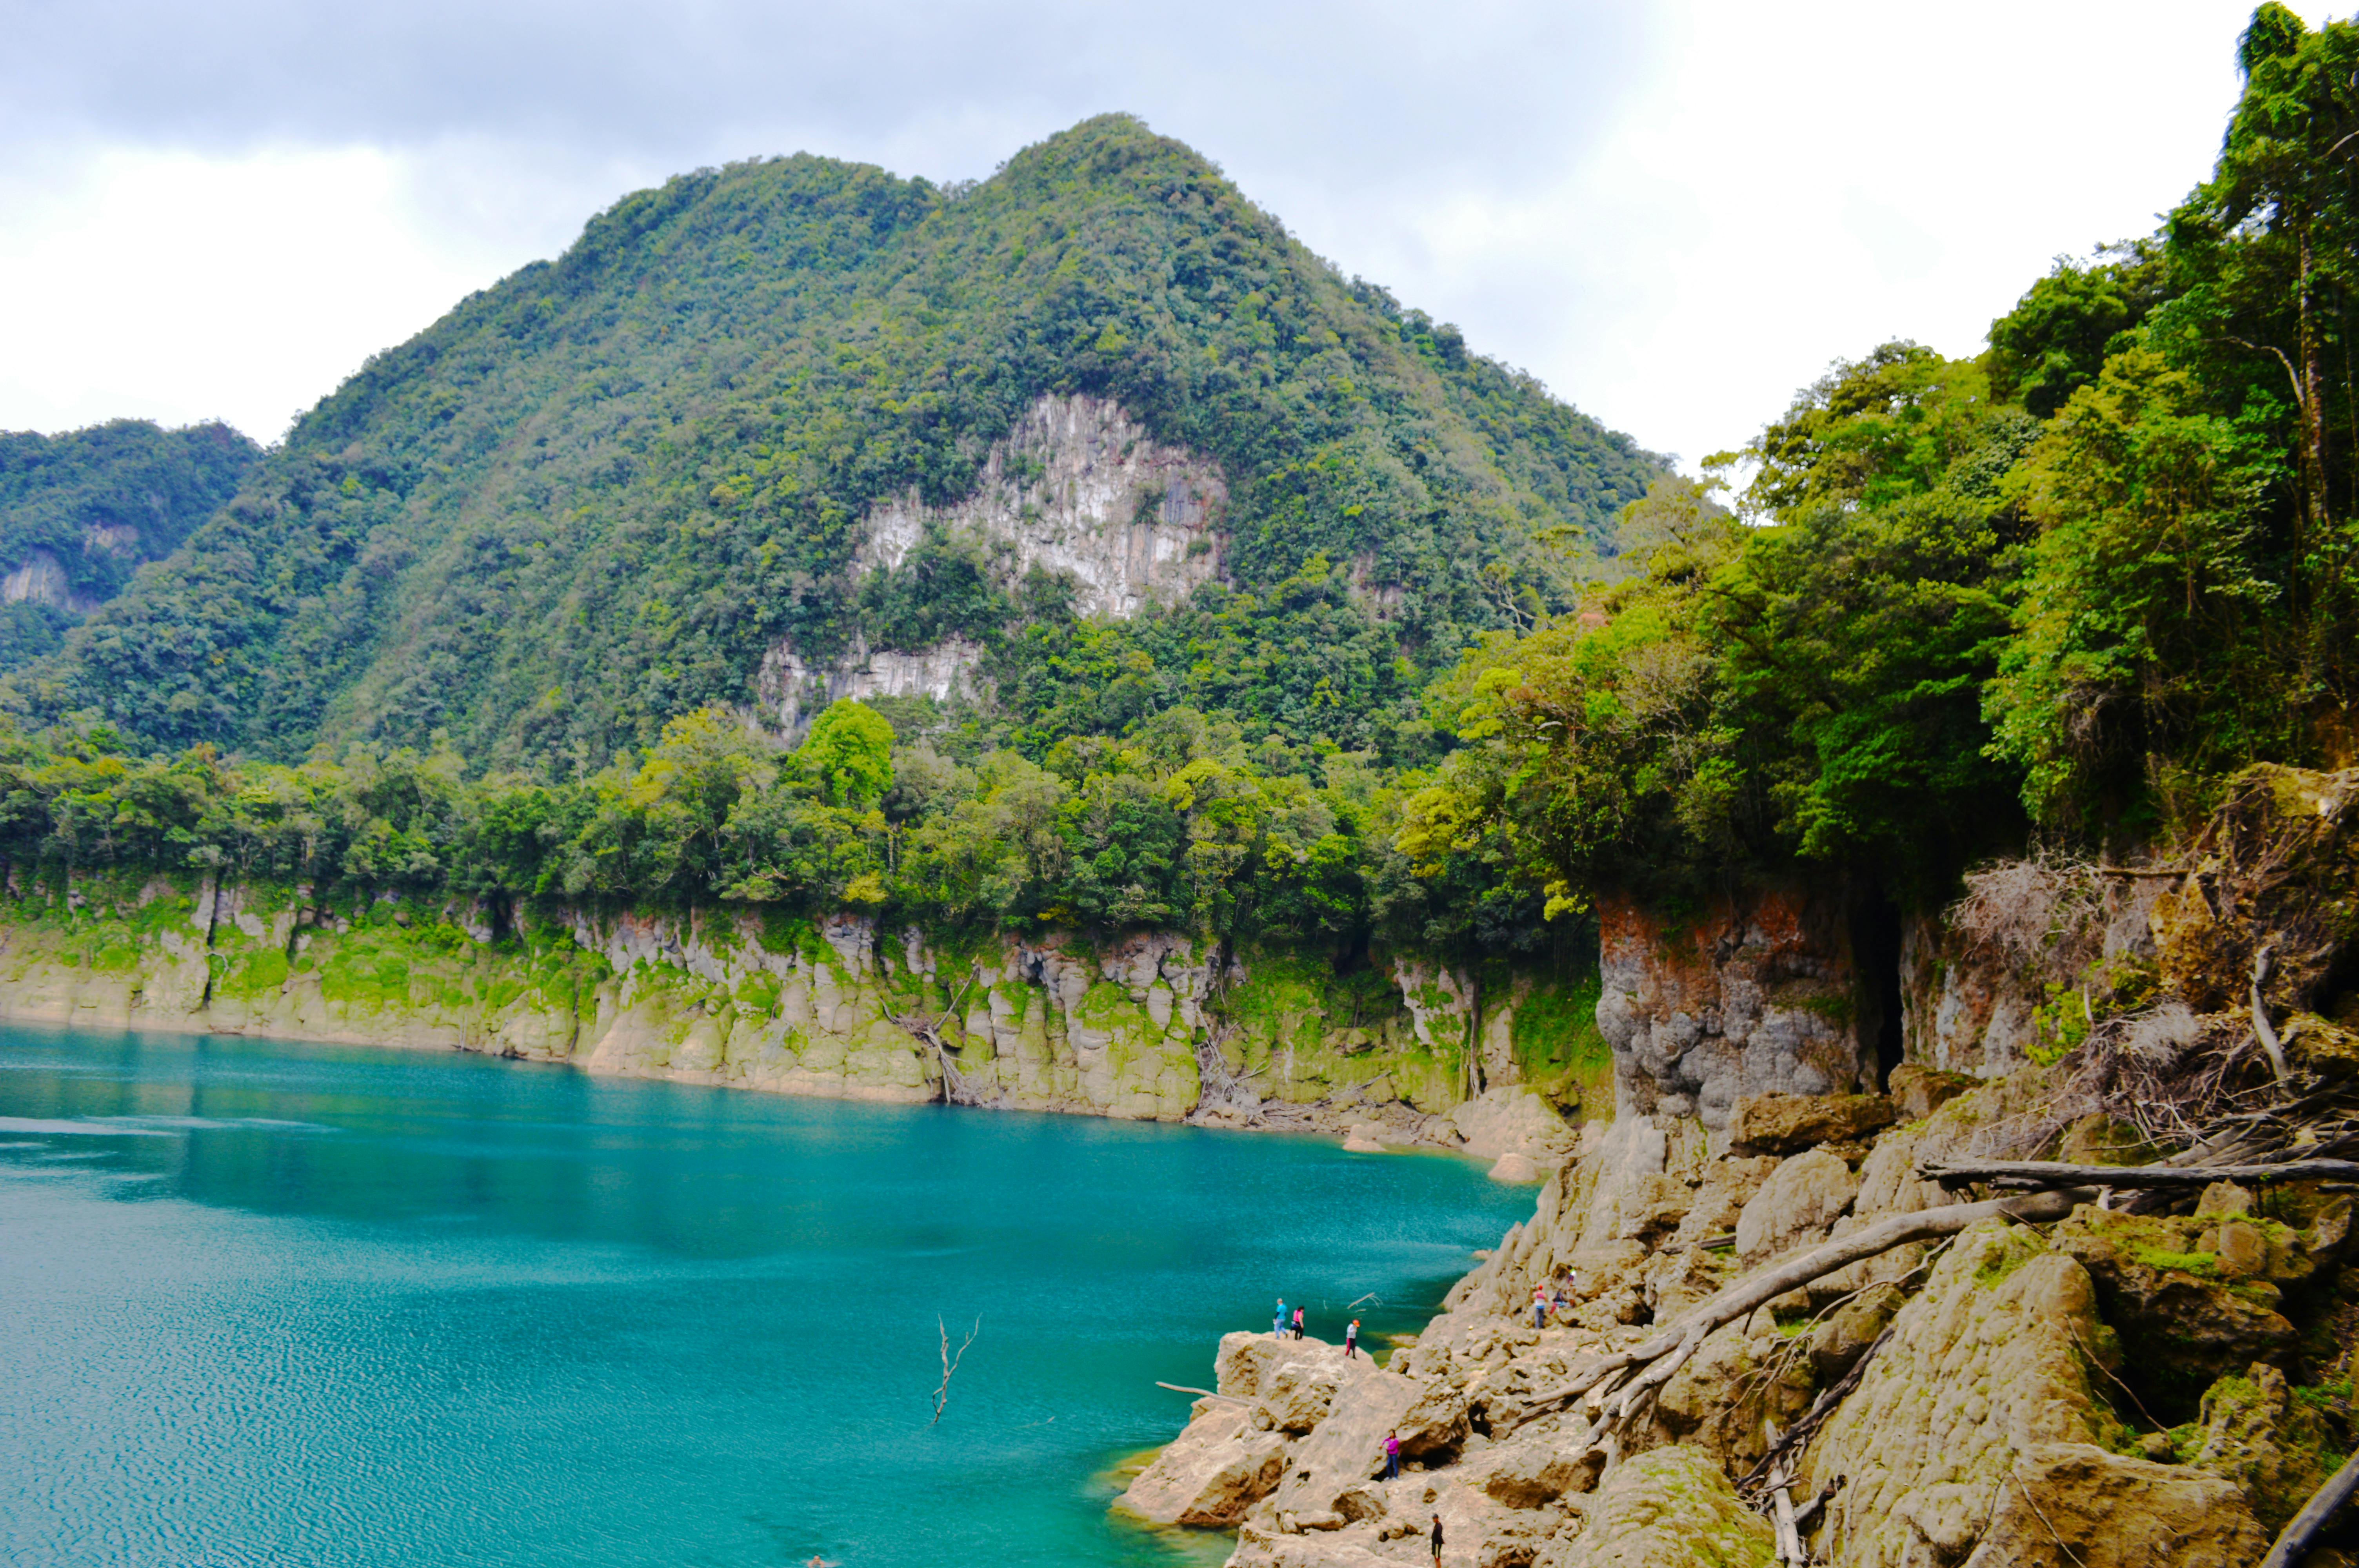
[
  {"xmin": 7, "ymin": 115, "xmax": 1657, "ymax": 775},
  {"xmin": 18, "ymin": 0, "xmax": 2348, "ymax": 967},
  {"xmin": 0, "ymin": 419, "xmax": 257, "ymax": 672}
]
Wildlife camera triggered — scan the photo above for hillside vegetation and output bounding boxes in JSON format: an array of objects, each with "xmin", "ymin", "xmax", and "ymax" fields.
[
  {"xmin": 8, "ymin": 115, "xmax": 1655, "ymax": 778},
  {"xmin": 0, "ymin": 115, "xmax": 1661, "ymax": 962},
  {"xmin": 0, "ymin": 419, "xmax": 257, "ymax": 671},
  {"xmin": 6, "ymin": 7, "xmax": 2349, "ymax": 972},
  {"xmin": 1412, "ymin": 2, "xmax": 2359, "ymax": 915}
]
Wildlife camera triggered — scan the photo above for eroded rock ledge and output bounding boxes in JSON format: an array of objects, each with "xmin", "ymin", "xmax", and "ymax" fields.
[
  {"xmin": 1121, "ymin": 1066, "xmax": 2341, "ymax": 1566},
  {"xmin": 0, "ymin": 868, "xmax": 1591, "ymax": 1159}
]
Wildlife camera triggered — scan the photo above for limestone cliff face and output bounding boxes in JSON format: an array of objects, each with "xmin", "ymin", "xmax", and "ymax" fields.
[
  {"xmin": 1594, "ymin": 889, "xmax": 1876, "ymax": 1133},
  {"xmin": 0, "ymin": 868, "xmax": 1596, "ymax": 1151},
  {"xmin": 756, "ymin": 392, "xmax": 1227, "ymax": 735}
]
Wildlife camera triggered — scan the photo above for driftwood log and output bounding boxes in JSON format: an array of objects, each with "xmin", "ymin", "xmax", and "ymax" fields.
[
  {"xmin": 2259, "ymin": 1445, "xmax": 2359, "ymax": 1568},
  {"xmin": 1515, "ymin": 1190, "xmax": 2082, "ymax": 1440},
  {"xmin": 1919, "ymin": 1157, "xmax": 2359, "ymax": 1191}
]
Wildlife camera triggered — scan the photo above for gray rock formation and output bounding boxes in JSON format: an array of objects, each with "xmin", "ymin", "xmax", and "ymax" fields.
[{"xmin": 1594, "ymin": 889, "xmax": 1874, "ymax": 1134}]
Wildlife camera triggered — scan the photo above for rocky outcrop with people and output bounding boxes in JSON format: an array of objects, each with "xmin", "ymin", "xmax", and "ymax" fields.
[{"xmin": 1120, "ymin": 765, "xmax": 2359, "ymax": 1567}]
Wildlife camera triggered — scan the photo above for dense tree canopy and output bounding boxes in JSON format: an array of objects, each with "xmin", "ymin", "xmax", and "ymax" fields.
[
  {"xmin": 6, "ymin": 116, "xmax": 1658, "ymax": 780},
  {"xmin": 0, "ymin": 419, "xmax": 258, "ymax": 672},
  {"xmin": 1410, "ymin": 4, "xmax": 2359, "ymax": 912},
  {"xmin": 9, "ymin": 10, "xmax": 2350, "ymax": 954}
]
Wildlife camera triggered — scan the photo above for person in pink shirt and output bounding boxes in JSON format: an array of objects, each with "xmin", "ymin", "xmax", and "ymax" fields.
[{"xmin": 1382, "ymin": 1428, "xmax": 1401, "ymax": 1479}]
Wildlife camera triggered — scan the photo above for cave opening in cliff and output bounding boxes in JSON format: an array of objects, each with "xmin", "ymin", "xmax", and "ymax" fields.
[{"xmin": 1854, "ymin": 894, "xmax": 1906, "ymax": 1092}]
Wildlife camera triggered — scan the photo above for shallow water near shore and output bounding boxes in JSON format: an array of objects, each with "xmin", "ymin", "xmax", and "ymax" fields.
[{"xmin": 0, "ymin": 1025, "xmax": 1529, "ymax": 1567}]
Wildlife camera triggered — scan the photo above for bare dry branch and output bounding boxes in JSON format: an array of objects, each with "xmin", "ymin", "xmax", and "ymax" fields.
[{"xmin": 932, "ymin": 1316, "xmax": 980, "ymax": 1425}]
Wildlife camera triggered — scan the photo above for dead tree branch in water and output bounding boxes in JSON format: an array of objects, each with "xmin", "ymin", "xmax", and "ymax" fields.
[{"xmin": 932, "ymin": 1316, "xmax": 980, "ymax": 1425}]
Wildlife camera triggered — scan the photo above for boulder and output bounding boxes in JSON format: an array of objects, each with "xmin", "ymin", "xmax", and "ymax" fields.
[
  {"xmin": 2196, "ymin": 1181, "xmax": 2256, "ymax": 1217},
  {"xmin": 1477, "ymin": 1432, "xmax": 1605, "ymax": 1508},
  {"xmin": 1264, "ymin": 1367, "xmax": 1425, "ymax": 1519},
  {"xmin": 1395, "ymin": 1378, "xmax": 1472, "ymax": 1457},
  {"xmin": 1727, "ymin": 1091, "xmax": 1898, "ymax": 1154},
  {"xmin": 1734, "ymin": 1147, "xmax": 1858, "ymax": 1263},
  {"xmin": 1888, "ymin": 1063, "xmax": 1977, "ymax": 1120},
  {"xmin": 1116, "ymin": 1400, "xmax": 1289, "ymax": 1526},
  {"xmin": 2050, "ymin": 1208, "xmax": 2303, "ymax": 1408},
  {"xmin": 1450, "ymin": 1087, "xmax": 1579, "ymax": 1163},
  {"xmin": 1220, "ymin": 1331, "xmax": 1289, "ymax": 1398},
  {"xmin": 1343, "ymin": 1123, "xmax": 1389, "ymax": 1154},
  {"xmin": 1966, "ymin": 1443, "xmax": 2268, "ymax": 1568},
  {"xmin": 2192, "ymin": 1362, "xmax": 2337, "ymax": 1534},
  {"xmin": 1801, "ymin": 1220, "xmax": 2268, "ymax": 1567},
  {"xmin": 1551, "ymin": 1442, "xmax": 1776, "ymax": 1567},
  {"xmin": 1258, "ymin": 1366, "xmax": 1341, "ymax": 1434},
  {"xmin": 1488, "ymin": 1152, "xmax": 1542, "ymax": 1183}
]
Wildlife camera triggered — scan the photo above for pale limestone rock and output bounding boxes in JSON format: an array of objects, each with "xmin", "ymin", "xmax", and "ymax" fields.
[
  {"xmin": 1734, "ymin": 1147, "xmax": 1857, "ymax": 1263},
  {"xmin": 1115, "ymin": 1400, "xmax": 1285, "ymax": 1526},
  {"xmin": 1551, "ymin": 1443, "xmax": 1774, "ymax": 1568},
  {"xmin": 1488, "ymin": 1153, "xmax": 1541, "ymax": 1183},
  {"xmin": 757, "ymin": 394, "xmax": 1227, "ymax": 735},
  {"xmin": 1264, "ymin": 1363, "xmax": 1424, "ymax": 1519},
  {"xmin": 1449, "ymin": 1087, "xmax": 1578, "ymax": 1163},
  {"xmin": 1219, "ymin": 1332, "xmax": 1289, "ymax": 1399},
  {"xmin": 1258, "ymin": 1352, "xmax": 1354, "ymax": 1434},
  {"xmin": 1799, "ymin": 1220, "xmax": 2267, "ymax": 1568},
  {"xmin": 1477, "ymin": 1432, "xmax": 1606, "ymax": 1508},
  {"xmin": 1595, "ymin": 887, "xmax": 1874, "ymax": 1131}
]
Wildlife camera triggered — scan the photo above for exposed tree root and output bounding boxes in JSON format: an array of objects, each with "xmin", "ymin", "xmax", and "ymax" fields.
[{"xmin": 1512, "ymin": 1191, "xmax": 2082, "ymax": 1446}]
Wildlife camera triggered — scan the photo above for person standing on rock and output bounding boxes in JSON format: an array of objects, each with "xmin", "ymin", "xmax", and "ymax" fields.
[
  {"xmin": 1430, "ymin": 1514, "xmax": 1444, "ymax": 1566},
  {"xmin": 1383, "ymin": 1428, "xmax": 1400, "ymax": 1479},
  {"xmin": 1532, "ymin": 1284, "xmax": 1548, "ymax": 1330},
  {"xmin": 1291, "ymin": 1305, "xmax": 1305, "ymax": 1340},
  {"xmin": 1274, "ymin": 1299, "xmax": 1287, "ymax": 1339},
  {"xmin": 1345, "ymin": 1318, "xmax": 1360, "ymax": 1358}
]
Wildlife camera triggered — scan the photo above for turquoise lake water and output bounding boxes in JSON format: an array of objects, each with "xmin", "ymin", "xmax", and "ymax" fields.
[{"xmin": 0, "ymin": 1026, "xmax": 1530, "ymax": 1567}]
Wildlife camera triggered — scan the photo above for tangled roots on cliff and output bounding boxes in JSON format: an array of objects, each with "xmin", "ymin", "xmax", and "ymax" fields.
[{"xmin": 1950, "ymin": 852, "xmax": 2108, "ymax": 981}]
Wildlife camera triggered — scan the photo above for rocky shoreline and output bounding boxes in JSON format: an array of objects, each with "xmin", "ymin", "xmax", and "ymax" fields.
[{"xmin": 1118, "ymin": 1068, "xmax": 2349, "ymax": 1567}]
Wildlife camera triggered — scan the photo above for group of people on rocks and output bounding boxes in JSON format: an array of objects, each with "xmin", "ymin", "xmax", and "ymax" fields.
[
  {"xmin": 1270, "ymin": 1298, "xmax": 1361, "ymax": 1357},
  {"xmin": 1259, "ymin": 1296, "xmax": 1454, "ymax": 1566},
  {"xmin": 1529, "ymin": 1269, "xmax": 1576, "ymax": 1328}
]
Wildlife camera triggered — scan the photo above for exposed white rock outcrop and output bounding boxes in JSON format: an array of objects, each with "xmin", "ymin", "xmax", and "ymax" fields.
[
  {"xmin": 2, "ymin": 550, "xmax": 97, "ymax": 614},
  {"xmin": 758, "ymin": 392, "xmax": 1227, "ymax": 734}
]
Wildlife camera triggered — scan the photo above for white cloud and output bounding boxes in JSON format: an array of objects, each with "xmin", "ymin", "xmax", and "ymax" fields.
[{"xmin": 0, "ymin": 0, "xmax": 2332, "ymax": 461}]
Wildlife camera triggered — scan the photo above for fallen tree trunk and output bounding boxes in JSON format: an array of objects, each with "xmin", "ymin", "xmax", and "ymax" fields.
[
  {"xmin": 2259, "ymin": 1445, "xmax": 2359, "ymax": 1568},
  {"xmin": 1919, "ymin": 1158, "xmax": 2359, "ymax": 1191},
  {"xmin": 1516, "ymin": 1189, "xmax": 2084, "ymax": 1432}
]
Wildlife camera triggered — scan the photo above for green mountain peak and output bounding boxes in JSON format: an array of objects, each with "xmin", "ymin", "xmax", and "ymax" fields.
[{"xmin": 13, "ymin": 115, "xmax": 1662, "ymax": 774}]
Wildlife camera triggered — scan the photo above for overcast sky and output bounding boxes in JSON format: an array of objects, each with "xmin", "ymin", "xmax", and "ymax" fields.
[{"xmin": 0, "ymin": 1, "xmax": 2327, "ymax": 468}]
